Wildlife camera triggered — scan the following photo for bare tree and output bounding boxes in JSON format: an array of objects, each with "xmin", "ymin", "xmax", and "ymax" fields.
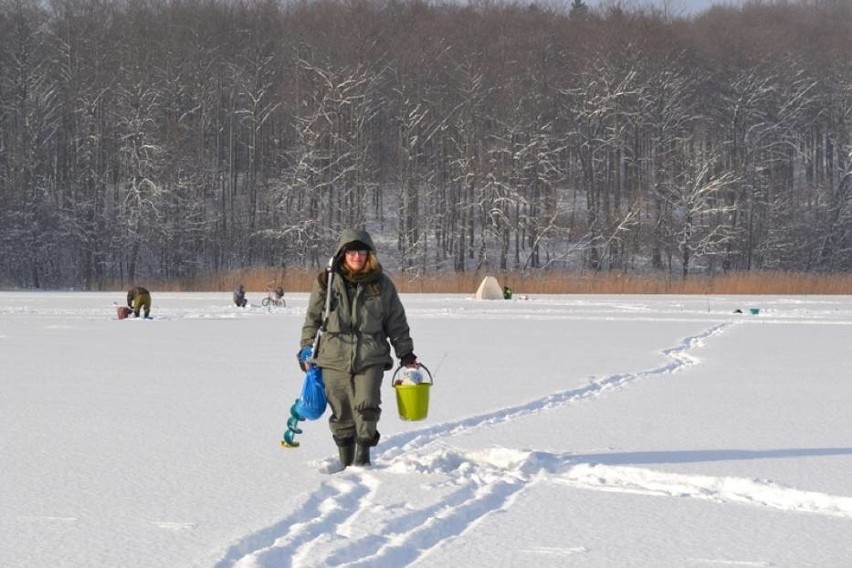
[
  {"xmin": 561, "ymin": 56, "xmax": 641, "ymax": 271},
  {"xmin": 661, "ymin": 157, "xmax": 739, "ymax": 278},
  {"xmin": 0, "ymin": 0, "xmax": 60, "ymax": 287}
]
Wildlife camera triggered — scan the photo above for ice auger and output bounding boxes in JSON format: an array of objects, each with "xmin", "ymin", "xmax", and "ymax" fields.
[
  {"xmin": 280, "ymin": 256, "xmax": 335, "ymax": 448},
  {"xmin": 281, "ymin": 403, "xmax": 305, "ymax": 448}
]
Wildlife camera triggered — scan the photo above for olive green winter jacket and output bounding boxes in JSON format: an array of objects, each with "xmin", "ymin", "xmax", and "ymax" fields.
[{"xmin": 300, "ymin": 229, "xmax": 414, "ymax": 374}]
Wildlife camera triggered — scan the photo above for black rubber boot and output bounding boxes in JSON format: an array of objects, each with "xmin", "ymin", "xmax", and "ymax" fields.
[
  {"xmin": 354, "ymin": 444, "xmax": 371, "ymax": 466},
  {"xmin": 338, "ymin": 440, "xmax": 355, "ymax": 468}
]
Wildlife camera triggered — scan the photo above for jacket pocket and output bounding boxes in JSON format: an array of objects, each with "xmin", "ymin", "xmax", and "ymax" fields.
[{"xmin": 361, "ymin": 295, "xmax": 383, "ymax": 334}]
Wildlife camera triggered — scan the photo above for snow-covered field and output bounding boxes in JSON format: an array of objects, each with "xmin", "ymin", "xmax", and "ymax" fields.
[{"xmin": 2, "ymin": 291, "xmax": 851, "ymax": 567}]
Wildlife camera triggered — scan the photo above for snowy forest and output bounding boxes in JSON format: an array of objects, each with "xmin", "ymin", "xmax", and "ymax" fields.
[{"xmin": 1, "ymin": 0, "xmax": 850, "ymax": 289}]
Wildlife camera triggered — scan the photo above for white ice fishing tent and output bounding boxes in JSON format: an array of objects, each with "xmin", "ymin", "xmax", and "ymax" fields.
[{"xmin": 475, "ymin": 276, "xmax": 503, "ymax": 300}]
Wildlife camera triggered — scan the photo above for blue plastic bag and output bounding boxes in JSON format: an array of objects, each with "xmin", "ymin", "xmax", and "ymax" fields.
[{"xmin": 294, "ymin": 366, "xmax": 327, "ymax": 420}]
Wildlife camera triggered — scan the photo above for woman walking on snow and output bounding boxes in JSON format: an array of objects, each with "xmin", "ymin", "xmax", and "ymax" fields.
[{"xmin": 298, "ymin": 229, "xmax": 418, "ymax": 469}]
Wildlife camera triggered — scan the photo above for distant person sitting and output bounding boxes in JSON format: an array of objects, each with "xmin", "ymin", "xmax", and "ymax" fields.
[
  {"xmin": 234, "ymin": 284, "xmax": 248, "ymax": 308},
  {"xmin": 503, "ymin": 286, "xmax": 513, "ymax": 300},
  {"xmin": 127, "ymin": 286, "xmax": 152, "ymax": 318}
]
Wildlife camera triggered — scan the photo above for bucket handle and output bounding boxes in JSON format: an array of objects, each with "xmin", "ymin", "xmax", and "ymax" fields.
[{"xmin": 392, "ymin": 362, "xmax": 433, "ymax": 386}]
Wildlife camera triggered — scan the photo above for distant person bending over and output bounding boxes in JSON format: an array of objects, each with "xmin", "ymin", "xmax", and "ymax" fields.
[
  {"xmin": 127, "ymin": 286, "xmax": 152, "ymax": 318},
  {"xmin": 234, "ymin": 284, "xmax": 248, "ymax": 308},
  {"xmin": 298, "ymin": 228, "xmax": 418, "ymax": 469}
]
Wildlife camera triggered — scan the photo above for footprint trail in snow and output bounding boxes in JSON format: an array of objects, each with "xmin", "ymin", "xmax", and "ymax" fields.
[{"xmin": 215, "ymin": 321, "xmax": 852, "ymax": 567}]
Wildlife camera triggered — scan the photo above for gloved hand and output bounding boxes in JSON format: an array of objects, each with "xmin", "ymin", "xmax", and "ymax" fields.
[
  {"xmin": 400, "ymin": 352, "xmax": 418, "ymax": 368},
  {"xmin": 297, "ymin": 346, "xmax": 314, "ymax": 372}
]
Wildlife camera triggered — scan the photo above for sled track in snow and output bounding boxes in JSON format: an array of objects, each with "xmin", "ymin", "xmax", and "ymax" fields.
[{"xmin": 215, "ymin": 321, "xmax": 852, "ymax": 567}]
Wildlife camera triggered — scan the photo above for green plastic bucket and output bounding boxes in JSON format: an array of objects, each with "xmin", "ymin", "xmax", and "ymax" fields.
[
  {"xmin": 393, "ymin": 364, "xmax": 433, "ymax": 421},
  {"xmin": 749, "ymin": 308, "xmax": 760, "ymax": 315}
]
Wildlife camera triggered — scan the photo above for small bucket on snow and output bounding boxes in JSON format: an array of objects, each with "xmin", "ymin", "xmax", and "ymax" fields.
[
  {"xmin": 392, "ymin": 364, "xmax": 433, "ymax": 421},
  {"xmin": 117, "ymin": 306, "xmax": 132, "ymax": 320},
  {"xmin": 749, "ymin": 308, "xmax": 760, "ymax": 315}
]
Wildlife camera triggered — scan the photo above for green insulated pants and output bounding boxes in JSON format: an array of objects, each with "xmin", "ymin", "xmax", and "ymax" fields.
[{"xmin": 322, "ymin": 366, "xmax": 384, "ymax": 446}]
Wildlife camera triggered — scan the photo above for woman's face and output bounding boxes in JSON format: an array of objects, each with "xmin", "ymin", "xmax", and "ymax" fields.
[{"xmin": 343, "ymin": 248, "xmax": 369, "ymax": 272}]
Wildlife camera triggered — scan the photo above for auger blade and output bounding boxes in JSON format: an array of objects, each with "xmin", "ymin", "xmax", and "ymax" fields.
[
  {"xmin": 286, "ymin": 416, "xmax": 303, "ymax": 433},
  {"xmin": 280, "ymin": 429, "xmax": 300, "ymax": 448}
]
